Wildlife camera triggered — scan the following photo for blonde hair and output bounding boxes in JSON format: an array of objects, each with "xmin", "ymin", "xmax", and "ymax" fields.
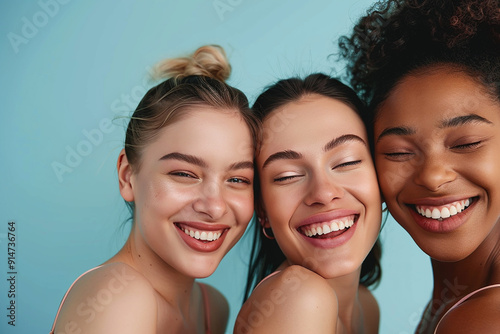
[
  {"xmin": 152, "ymin": 45, "xmax": 231, "ymax": 82},
  {"xmin": 124, "ymin": 44, "xmax": 258, "ymax": 172}
]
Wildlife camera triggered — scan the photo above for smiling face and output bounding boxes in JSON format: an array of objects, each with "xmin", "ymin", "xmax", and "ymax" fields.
[
  {"xmin": 374, "ymin": 66, "xmax": 500, "ymax": 261},
  {"xmin": 124, "ymin": 107, "xmax": 254, "ymax": 278},
  {"xmin": 257, "ymin": 94, "xmax": 381, "ymax": 278}
]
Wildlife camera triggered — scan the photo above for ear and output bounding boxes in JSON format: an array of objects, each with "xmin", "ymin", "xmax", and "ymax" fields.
[
  {"xmin": 255, "ymin": 198, "xmax": 271, "ymax": 228},
  {"xmin": 117, "ymin": 149, "xmax": 135, "ymax": 202}
]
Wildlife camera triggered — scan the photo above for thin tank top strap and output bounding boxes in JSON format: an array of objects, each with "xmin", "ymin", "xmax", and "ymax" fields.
[
  {"xmin": 434, "ymin": 284, "xmax": 500, "ymax": 334},
  {"xmin": 49, "ymin": 265, "xmax": 104, "ymax": 334},
  {"xmin": 254, "ymin": 270, "xmax": 282, "ymax": 290},
  {"xmin": 198, "ymin": 282, "xmax": 211, "ymax": 334}
]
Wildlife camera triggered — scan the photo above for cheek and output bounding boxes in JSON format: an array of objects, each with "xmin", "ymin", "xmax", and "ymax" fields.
[
  {"xmin": 345, "ymin": 167, "xmax": 381, "ymax": 204},
  {"xmin": 260, "ymin": 183, "xmax": 294, "ymax": 225},
  {"xmin": 135, "ymin": 179, "xmax": 192, "ymax": 218},
  {"xmin": 375, "ymin": 158, "xmax": 411, "ymax": 200},
  {"xmin": 229, "ymin": 190, "xmax": 255, "ymax": 224}
]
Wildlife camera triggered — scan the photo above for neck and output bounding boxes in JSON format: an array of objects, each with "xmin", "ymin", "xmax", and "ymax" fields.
[
  {"xmin": 326, "ymin": 268, "xmax": 364, "ymax": 333},
  {"xmin": 430, "ymin": 222, "xmax": 500, "ymax": 306},
  {"xmin": 109, "ymin": 225, "xmax": 197, "ymax": 315}
]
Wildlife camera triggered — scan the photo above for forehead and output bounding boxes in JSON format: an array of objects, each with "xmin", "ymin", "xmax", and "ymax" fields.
[
  {"xmin": 147, "ymin": 107, "xmax": 253, "ymax": 158},
  {"xmin": 376, "ymin": 68, "xmax": 498, "ymax": 126},
  {"xmin": 260, "ymin": 95, "xmax": 366, "ymax": 151}
]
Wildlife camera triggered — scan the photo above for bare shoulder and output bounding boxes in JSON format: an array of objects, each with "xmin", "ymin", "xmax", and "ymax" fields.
[
  {"xmin": 436, "ymin": 286, "xmax": 500, "ymax": 334},
  {"xmin": 198, "ymin": 282, "xmax": 229, "ymax": 334},
  {"xmin": 358, "ymin": 285, "xmax": 379, "ymax": 334},
  {"xmin": 53, "ymin": 262, "xmax": 157, "ymax": 334},
  {"xmin": 235, "ymin": 265, "xmax": 338, "ymax": 334}
]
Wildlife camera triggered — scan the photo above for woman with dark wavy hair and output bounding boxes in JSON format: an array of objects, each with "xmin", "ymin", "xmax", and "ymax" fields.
[
  {"xmin": 235, "ymin": 73, "xmax": 382, "ymax": 334},
  {"xmin": 339, "ymin": 0, "xmax": 500, "ymax": 332}
]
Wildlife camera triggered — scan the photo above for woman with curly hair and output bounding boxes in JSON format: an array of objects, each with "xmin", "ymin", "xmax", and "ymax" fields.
[{"xmin": 339, "ymin": 0, "xmax": 499, "ymax": 333}]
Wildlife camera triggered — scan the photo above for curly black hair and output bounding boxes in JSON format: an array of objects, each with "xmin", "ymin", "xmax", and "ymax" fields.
[{"xmin": 338, "ymin": 0, "xmax": 499, "ymax": 112}]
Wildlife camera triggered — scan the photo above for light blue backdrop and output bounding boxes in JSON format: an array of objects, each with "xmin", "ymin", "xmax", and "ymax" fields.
[{"xmin": 0, "ymin": 1, "xmax": 432, "ymax": 333}]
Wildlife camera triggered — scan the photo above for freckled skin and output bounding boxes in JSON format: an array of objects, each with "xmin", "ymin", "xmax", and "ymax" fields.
[{"xmin": 53, "ymin": 107, "xmax": 255, "ymax": 334}]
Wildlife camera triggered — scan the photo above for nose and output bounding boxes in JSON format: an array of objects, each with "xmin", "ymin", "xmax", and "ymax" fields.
[
  {"xmin": 192, "ymin": 182, "xmax": 228, "ymax": 220},
  {"xmin": 304, "ymin": 172, "xmax": 344, "ymax": 206},
  {"xmin": 413, "ymin": 156, "xmax": 456, "ymax": 191}
]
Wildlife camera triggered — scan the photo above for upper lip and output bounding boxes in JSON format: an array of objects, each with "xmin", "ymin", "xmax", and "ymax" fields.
[
  {"xmin": 175, "ymin": 221, "xmax": 230, "ymax": 231},
  {"xmin": 406, "ymin": 195, "xmax": 477, "ymax": 207},
  {"xmin": 297, "ymin": 209, "xmax": 359, "ymax": 228}
]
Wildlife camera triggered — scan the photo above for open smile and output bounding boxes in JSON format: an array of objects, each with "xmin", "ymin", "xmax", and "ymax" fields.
[
  {"xmin": 299, "ymin": 215, "xmax": 357, "ymax": 238},
  {"xmin": 176, "ymin": 224, "xmax": 224, "ymax": 242},
  {"xmin": 297, "ymin": 214, "xmax": 359, "ymax": 249},
  {"xmin": 406, "ymin": 197, "xmax": 478, "ymax": 233},
  {"xmin": 175, "ymin": 222, "xmax": 229, "ymax": 252},
  {"xmin": 410, "ymin": 197, "xmax": 477, "ymax": 221}
]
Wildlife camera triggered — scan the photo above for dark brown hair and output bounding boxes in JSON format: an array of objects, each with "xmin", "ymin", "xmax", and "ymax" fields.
[{"xmin": 243, "ymin": 73, "xmax": 382, "ymax": 302}]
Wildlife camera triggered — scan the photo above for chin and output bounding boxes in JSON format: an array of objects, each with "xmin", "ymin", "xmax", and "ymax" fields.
[{"xmin": 309, "ymin": 259, "xmax": 363, "ymax": 280}]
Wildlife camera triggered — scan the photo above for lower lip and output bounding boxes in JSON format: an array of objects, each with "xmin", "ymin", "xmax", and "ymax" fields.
[
  {"xmin": 175, "ymin": 226, "xmax": 227, "ymax": 252},
  {"xmin": 408, "ymin": 201, "xmax": 476, "ymax": 233},
  {"xmin": 300, "ymin": 220, "xmax": 358, "ymax": 249}
]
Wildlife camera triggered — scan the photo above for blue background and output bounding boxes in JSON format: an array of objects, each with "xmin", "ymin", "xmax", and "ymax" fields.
[{"xmin": 0, "ymin": 1, "xmax": 432, "ymax": 333}]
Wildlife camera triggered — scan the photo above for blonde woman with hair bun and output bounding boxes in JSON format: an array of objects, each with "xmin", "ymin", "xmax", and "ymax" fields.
[{"xmin": 49, "ymin": 45, "xmax": 259, "ymax": 334}]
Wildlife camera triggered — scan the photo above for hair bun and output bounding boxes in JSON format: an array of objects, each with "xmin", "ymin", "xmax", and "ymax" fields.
[{"xmin": 153, "ymin": 45, "xmax": 231, "ymax": 82}]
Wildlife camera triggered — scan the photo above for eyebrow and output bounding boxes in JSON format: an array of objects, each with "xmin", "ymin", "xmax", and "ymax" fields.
[
  {"xmin": 160, "ymin": 152, "xmax": 253, "ymax": 171},
  {"xmin": 228, "ymin": 161, "xmax": 254, "ymax": 171},
  {"xmin": 376, "ymin": 126, "xmax": 416, "ymax": 143},
  {"xmin": 376, "ymin": 114, "xmax": 493, "ymax": 143},
  {"xmin": 159, "ymin": 152, "xmax": 208, "ymax": 168},
  {"xmin": 323, "ymin": 134, "xmax": 367, "ymax": 151},
  {"xmin": 439, "ymin": 113, "xmax": 493, "ymax": 128},
  {"xmin": 262, "ymin": 150, "xmax": 302, "ymax": 169},
  {"xmin": 262, "ymin": 134, "xmax": 366, "ymax": 169}
]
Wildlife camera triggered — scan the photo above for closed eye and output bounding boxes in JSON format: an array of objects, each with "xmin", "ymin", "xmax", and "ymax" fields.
[
  {"xmin": 451, "ymin": 141, "xmax": 482, "ymax": 150},
  {"xmin": 383, "ymin": 152, "xmax": 414, "ymax": 161},
  {"xmin": 333, "ymin": 160, "xmax": 361, "ymax": 169},
  {"xmin": 169, "ymin": 171, "xmax": 197, "ymax": 179},
  {"xmin": 274, "ymin": 174, "xmax": 302, "ymax": 183}
]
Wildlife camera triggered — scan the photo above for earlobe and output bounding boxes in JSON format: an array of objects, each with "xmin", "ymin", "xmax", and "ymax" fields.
[
  {"xmin": 255, "ymin": 200, "xmax": 270, "ymax": 228},
  {"xmin": 117, "ymin": 149, "xmax": 135, "ymax": 202}
]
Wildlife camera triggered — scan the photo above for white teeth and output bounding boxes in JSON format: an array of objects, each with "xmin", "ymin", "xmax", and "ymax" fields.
[
  {"xmin": 441, "ymin": 207, "xmax": 450, "ymax": 218},
  {"xmin": 415, "ymin": 198, "xmax": 472, "ymax": 220},
  {"xmin": 180, "ymin": 227, "xmax": 222, "ymax": 242},
  {"xmin": 301, "ymin": 217, "xmax": 355, "ymax": 237}
]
